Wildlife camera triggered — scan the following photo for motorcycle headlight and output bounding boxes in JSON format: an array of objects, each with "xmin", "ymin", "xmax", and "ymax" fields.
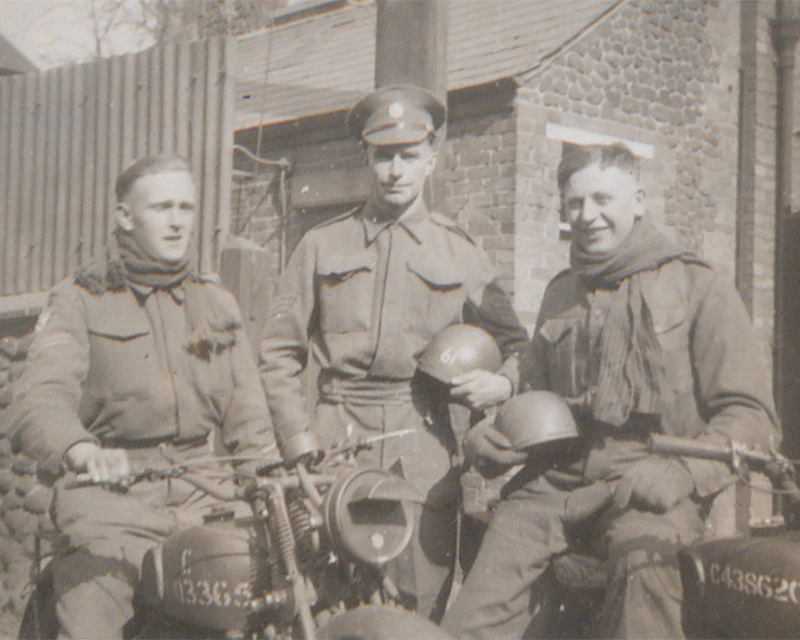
[{"xmin": 323, "ymin": 467, "xmax": 416, "ymax": 567}]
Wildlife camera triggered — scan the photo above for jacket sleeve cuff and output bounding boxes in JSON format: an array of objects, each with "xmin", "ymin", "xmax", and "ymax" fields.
[
  {"xmin": 496, "ymin": 355, "xmax": 520, "ymax": 395},
  {"xmin": 40, "ymin": 434, "xmax": 99, "ymax": 482},
  {"xmin": 278, "ymin": 431, "xmax": 321, "ymax": 464}
]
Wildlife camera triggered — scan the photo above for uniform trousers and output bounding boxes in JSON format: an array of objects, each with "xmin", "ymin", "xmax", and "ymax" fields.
[
  {"xmin": 49, "ymin": 448, "xmax": 234, "ymax": 639},
  {"xmin": 444, "ymin": 465, "xmax": 706, "ymax": 639}
]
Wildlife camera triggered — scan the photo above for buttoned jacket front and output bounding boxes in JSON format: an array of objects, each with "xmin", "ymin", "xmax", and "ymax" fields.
[{"xmin": 260, "ymin": 200, "xmax": 527, "ymax": 456}]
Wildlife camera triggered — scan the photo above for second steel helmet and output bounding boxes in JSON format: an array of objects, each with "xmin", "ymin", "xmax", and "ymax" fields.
[
  {"xmin": 494, "ymin": 390, "xmax": 580, "ymax": 452},
  {"xmin": 417, "ymin": 324, "xmax": 503, "ymax": 384}
]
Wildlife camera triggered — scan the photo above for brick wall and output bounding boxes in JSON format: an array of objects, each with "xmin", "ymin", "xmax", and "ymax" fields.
[{"xmin": 445, "ymin": 86, "xmax": 518, "ymax": 297}]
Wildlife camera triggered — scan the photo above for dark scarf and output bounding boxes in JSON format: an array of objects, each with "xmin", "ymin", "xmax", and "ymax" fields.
[
  {"xmin": 115, "ymin": 230, "xmax": 192, "ymax": 290},
  {"xmin": 74, "ymin": 230, "xmax": 239, "ymax": 360},
  {"xmin": 570, "ymin": 219, "xmax": 703, "ymax": 427}
]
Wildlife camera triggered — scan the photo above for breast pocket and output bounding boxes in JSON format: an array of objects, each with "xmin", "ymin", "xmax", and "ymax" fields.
[
  {"xmin": 317, "ymin": 253, "xmax": 374, "ymax": 334},
  {"xmin": 538, "ymin": 315, "xmax": 585, "ymax": 398},
  {"xmin": 86, "ymin": 317, "xmax": 152, "ymax": 400},
  {"xmin": 406, "ymin": 256, "xmax": 465, "ymax": 340},
  {"xmin": 649, "ymin": 301, "xmax": 691, "ymax": 397}
]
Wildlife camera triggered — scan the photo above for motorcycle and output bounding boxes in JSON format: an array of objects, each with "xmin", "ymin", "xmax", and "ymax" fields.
[
  {"xmin": 17, "ymin": 434, "xmax": 453, "ymax": 639},
  {"xmin": 536, "ymin": 434, "xmax": 800, "ymax": 639},
  {"xmin": 651, "ymin": 434, "xmax": 800, "ymax": 639}
]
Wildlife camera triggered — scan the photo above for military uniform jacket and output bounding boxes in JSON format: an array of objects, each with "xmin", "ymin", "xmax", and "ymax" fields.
[
  {"xmin": 523, "ymin": 258, "xmax": 779, "ymax": 497},
  {"xmin": 9, "ymin": 263, "xmax": 272, "ymax": 477},
  {"xmin": 260, "ymin": 200, "xmax": 528, "ymax": 455}
]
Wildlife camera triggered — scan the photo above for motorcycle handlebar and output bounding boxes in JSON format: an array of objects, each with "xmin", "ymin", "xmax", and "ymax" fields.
[
  {"xmin": 69, "ymin": 464, "xmax": 338, "ymax": 503},
  {"xmin": 648, "ymin": 434, "xmax": 777, "ymax": 467}
]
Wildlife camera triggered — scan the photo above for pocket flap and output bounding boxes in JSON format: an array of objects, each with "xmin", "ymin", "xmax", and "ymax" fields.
[
  {"xmin": 407, "ymin": 256, "xmax": 463, "ymax": 289},
  {"xmin": 538, "ymin": 317, "xmax": 578, "ymax": 344},
  {"xmin": 317, "ymin": 252, "xmax": 373, "ymax": 279},
  {"xmin": 650, "ymin": 305, "xmax": 685, "ymax": 334},
  {"xmin": 88, "ymin": 314, "xmax": 150, "ymax": 340}
]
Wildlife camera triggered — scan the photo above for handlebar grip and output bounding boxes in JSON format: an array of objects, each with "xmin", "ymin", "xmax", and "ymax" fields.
[{"xmin": 649, "ymin": 434, "xmax": 732, "ymax": 462}]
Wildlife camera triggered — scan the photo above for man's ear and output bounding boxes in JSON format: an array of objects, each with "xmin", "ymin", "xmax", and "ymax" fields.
[
  {"xmin": 633, "ymin": 187, "xmax": 645, "ymax": 219},
  {"xmin": 115, "ymin": 202, "xmax": 134, "ymax": 232},
  {"xmin": 425, "ymin": 136, "xmax": 439, "ymax": 176},
  {"xmin": 425, "ymin": 149, "xmax": 438, "ymax": 177}
]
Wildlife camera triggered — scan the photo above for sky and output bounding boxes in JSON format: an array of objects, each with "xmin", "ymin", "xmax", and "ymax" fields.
[
  {"xmin": 0, "ymin": 0, "xmax": 311, "ymax": 70},
  {"xmin": 0, "ymin": 0, "xmax": 151, "ymax": 69}
]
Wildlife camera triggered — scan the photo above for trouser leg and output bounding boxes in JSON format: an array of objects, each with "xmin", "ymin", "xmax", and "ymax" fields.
[
  {"xmin": 597, "ymin": 499, "xmax": 705, "ymax": 639},
  {"xmin": 51, "ymin": 548, "xmax": 139, "ymax": 640},
  {"xmin": 386, "ymin": 500, "xmax": 457, "ymax": 622},
  {"xmin": 443, "ymin": 481, "xmax": 569, "ymax": 639},
  {"xmin": 50, "ymin": 472, "xmax": 220, "ymax": 639}
]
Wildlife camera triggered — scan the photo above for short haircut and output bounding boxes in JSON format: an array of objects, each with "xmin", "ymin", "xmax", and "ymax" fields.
[
  {"xmin": 557, "ymin": 143, "xmax": 639, "ymax": 192},
  {"xmin": 114, "ymin": 154, "xmax": 192, "ymax": 201}
]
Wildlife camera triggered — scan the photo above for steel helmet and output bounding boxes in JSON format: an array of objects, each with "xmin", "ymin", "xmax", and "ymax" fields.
[
  {"xmin": 417, "ymin": 324, "xmax": 503, "ymax": 384},
  {"xmin": 494, "ymin": 390, "xmax": 579, "ymax": 452}
]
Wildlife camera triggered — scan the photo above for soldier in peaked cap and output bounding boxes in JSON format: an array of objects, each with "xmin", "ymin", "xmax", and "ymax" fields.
[{"xmin": 259, "ymin": 85, "xmax": 528, "ymax": 621}]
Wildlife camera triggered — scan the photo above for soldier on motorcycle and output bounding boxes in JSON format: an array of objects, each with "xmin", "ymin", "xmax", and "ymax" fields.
[
  {"xmin": 259, "ymin": 85, "xmax": 529, "ymax": 622},
  {"xmin": 6, "ymin": 155, "xmax": 274, "ymax": 639},
  {"xmin": 444, "ymin": 142, "xmax": 780, "ymax": 638}
]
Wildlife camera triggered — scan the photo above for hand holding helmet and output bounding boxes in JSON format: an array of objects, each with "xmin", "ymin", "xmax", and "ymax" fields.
[
  {"xmin": 465, "ymin": 391, "xmax": 581, "ymax": 478},
  {"xmin": 464, "ymin": 414, "xmax": 528, "ymax": 478},
  {"xmin": 450, "ymin": 370, "xmax": 513, "ymax": 411}
]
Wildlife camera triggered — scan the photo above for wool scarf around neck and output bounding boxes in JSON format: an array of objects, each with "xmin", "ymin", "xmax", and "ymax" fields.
[
  {"xmin": 570, "ymin": 219, "xmax": 701, "ymax": 427},
  {"xmin": 115, "ymin": 229, "xmax": 192, "ymax": 290}
]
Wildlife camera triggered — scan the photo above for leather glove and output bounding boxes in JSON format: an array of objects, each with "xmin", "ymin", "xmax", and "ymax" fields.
[
  {"xmin": 464, "ymin": 415, "xmax": 528, "ymax": 479},
  {"xmin": 614, "ymin": 456, "xmax": 694, "ymax": 513}
]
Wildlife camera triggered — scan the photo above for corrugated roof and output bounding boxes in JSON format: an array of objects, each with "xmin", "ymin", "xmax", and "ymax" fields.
[
  {"xmin": 0, "ymin": 32, "xmax": 37, "ymax": 75},
  {"xmin": 235, "ymin": 0, "xmax": 620, "ymax": 130}
]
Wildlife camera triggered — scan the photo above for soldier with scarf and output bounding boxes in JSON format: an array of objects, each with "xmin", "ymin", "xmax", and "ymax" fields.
[
  {"xmin": 444, "ymin": 143, "xmax": 779, "ymax": 638},
  {"xmin": 7, "ymin": 155, "xmax": 273, "ymax": 639}
]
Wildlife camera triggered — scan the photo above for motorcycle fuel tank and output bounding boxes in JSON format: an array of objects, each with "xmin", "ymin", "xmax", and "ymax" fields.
[
  {"xmin": 140, "ymin": 519, "xmax": 271, "ymax": 633},
  {"xmin": 679, "ymin": 533, "xmax": 800, "ymax": 639}
]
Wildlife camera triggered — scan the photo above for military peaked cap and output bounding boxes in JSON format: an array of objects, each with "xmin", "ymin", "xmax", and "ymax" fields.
[{"xmin": 347, "ymin": 85, "xmax": 446, "ymax": 145}]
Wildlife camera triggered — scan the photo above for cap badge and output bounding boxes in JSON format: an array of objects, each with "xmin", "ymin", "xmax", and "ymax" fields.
[{"xmin": 388, "ymin": 102, "xmax": 404, "ymax": 120}]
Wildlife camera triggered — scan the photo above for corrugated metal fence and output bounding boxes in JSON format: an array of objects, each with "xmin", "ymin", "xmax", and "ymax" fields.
[{"xmin": 0, "ymin": 36, "xmax": 235, "ymax": 316}]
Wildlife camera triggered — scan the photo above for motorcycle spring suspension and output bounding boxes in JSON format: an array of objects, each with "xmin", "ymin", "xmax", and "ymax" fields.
[
  {"xmin": 268, "ymin": 486, "xmax": 317, "ymax": 640},
  {"xmin": 287, "ymin": 493, "xmax": 316, "ymax": 561},
  {"xmin": 268, "ymin": 487, "xmax": 299, "ymax": 575}
]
